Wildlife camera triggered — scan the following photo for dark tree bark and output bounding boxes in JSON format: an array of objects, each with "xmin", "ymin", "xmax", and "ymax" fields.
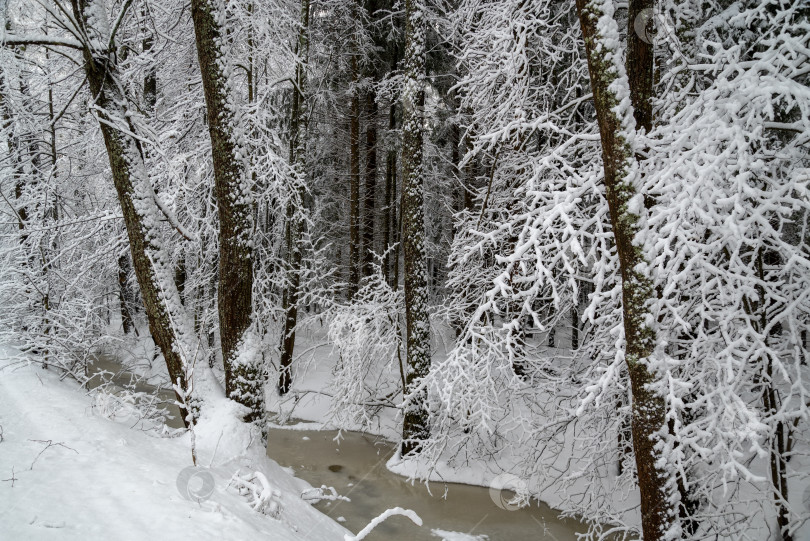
[
  {"xmin": 363, "ymin": 91, "xmax": 378, "ymax": 276},
  {"xmin": 754, "ymin": 250, "xmax": 793, "ymax": 541},
  {"xmin": 451, "ymin": 106, "xmax": 462, "ymax": 212},
  {"xmin": 349, "ymin": 56, "xmax": 362, "ymax": 297},
  {"xmin": 575, "ymin": 0, "xmax": 676, "ymax": 538},
  {"xmin": 626, "ymin": 0, "xmax": 653, "ymax": 134},
  {"xmin": 628, "ymin": 0, "xmax": 699, "ymax": 527},
  {"xmin": 191, "ymin": 0, "xmax": 263, "ymax": 420},
  {"xmin": 400, "ymin": 0, "xmax": 431, "ymax": 456},
  {"xmin": 118, "ymin": 254, "xmax": 135, "ymax": 335},
  {"xmin": 142, "ymin": 15, "xmax": 157, "ymax": 113},
  {"xmin": 278, "ymin": 0, "xmax": 311, "ymax": 395},
  {"xmin": 72, "ymin": 0, "xmax": 194, "ymax": 427},
  {"xmin": 393, "ymin": 157, "xmax": 403, "ymax": 289},
  {"xmin": 382, "ymin": 103, "xmax": 397, "ymax": 286}
]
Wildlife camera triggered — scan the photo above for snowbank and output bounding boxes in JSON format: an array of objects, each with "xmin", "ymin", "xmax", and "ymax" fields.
[{"xmin": 0, "ymin": 345, "xmax": 349, "ymax": 541}]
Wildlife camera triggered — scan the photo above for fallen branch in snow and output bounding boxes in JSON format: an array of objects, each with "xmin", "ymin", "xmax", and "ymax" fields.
[
  {"xmin": 344, "ymin": 507, "xmax": 423, "ymax": 540},
  {"xmin": 301, "ymin": 485, "xmax": 350, "ymax": 504},
  {"xmin": 230, "ymin": 471, "xmax": 283, "ymax": 518},
  {"xmin": 29, "ymin": 439, "xmax": 78, "ymax": 470}
]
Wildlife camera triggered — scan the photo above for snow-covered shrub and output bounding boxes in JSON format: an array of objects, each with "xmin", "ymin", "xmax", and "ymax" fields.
[
  {"xmin": 91, "ymin": 386, "xmax": 177, "ymax": 433},
  {"xmin": 323, "ymin": 257, "xmax": 405, "ymax": 429}
]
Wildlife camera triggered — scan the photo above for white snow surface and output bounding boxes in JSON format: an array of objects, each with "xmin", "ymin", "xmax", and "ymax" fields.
[
  {"xmin": 0, "ymin": 345, "xmax": 350, "ymax": 541},
  {"xmin": 430, "ymin": 530, "xmax": 488, "ymax": 540}
]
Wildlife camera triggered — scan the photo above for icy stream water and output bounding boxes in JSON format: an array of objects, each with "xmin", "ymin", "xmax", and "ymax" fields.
[
  {"xmin": 86, "ymin": 355, "xmax": 581, "ymax": 539},
  {"xmin": 87, "ymin": 354, "xmax": 185, "ymax": 428},
  {"xmin": 265, "ymin": 426, "xmax": 584, "ymax": 540}
]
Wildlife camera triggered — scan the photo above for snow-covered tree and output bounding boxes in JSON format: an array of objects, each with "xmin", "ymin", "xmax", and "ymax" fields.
[{"xmin": 399, "ymin": 0, "xmax": 432, "ymax": 455}]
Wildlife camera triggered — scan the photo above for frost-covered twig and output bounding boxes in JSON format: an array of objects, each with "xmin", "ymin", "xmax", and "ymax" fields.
[{"xmin": 344, "ymin": 507, "xmax": 423, "ymax": 541}]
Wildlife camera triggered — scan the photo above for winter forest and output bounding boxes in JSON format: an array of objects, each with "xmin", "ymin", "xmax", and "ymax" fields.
[{"xmin": 0, "ymin": 0, "xmax": 808, "ymax": 539}]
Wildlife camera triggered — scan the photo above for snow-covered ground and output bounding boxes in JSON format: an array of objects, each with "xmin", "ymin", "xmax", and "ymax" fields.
[
  {"xmin": 5, "ymin": 316, "xmax": 806, "ymax": 541},
  {"xmin": 0, "ymin": 345, "xmax": 350, "ymax": 541}
]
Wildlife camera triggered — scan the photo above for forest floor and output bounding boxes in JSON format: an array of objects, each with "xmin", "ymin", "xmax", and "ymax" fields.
[{"xmin": 0, "ymin": 345, "xmax": 350, "ymax": 541}]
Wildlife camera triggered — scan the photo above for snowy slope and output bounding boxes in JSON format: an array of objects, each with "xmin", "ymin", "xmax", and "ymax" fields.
[{"xmin": 0, "ymin": 346, "xmax": 350, "ymax": 541}]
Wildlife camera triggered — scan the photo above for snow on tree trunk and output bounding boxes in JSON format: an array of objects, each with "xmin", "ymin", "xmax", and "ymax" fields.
[
  {"xmin": 575, "ymin": 0, "xmax": 677, "ymax": 538},
  {"xmin": 278, "ymin": 0, "xmax": 310, "ymax": 395},
  {"xmin": 190, "ymin": 0, "xmax": 263, "ymax": 421},
  {"xmin": 400, "ymin": 0, "xmax": 431, "ymax": 456},
  {"xmin": 73, "ymin": 0, "xmax": 197, "ymax": 427}
]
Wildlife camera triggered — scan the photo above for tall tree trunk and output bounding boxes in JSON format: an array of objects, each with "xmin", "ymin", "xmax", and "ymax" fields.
[
  {"xmin": 626, "ymin": 0, "xmax": 653, "ymax": 134},
  {"xmin": 628, "ymin": 0, "xmax": 697, "ymax": 529},
  {"xmin": 393, "ymin": 158, "xmax": 403, "ymax": 288},
  {"xmin": 278, "ymin": 0, "xmax": 310, "ymax": 395},
  {"xmin": 43, "ymin": 52, "xmax": 59, "ymax": 366},
  {"xmin": 73, "ymin": 0, "xmax": 195, "ymax": 427},
  {"xmin": 384, "ymin": 40, "xmax": 400, "ymax": 287},
  {"xmin": 383, "ymin": 103, "xmax": 397, "ymax": 286},
  {"xmin": 575, "ymin": 0, "xmax": 676, "ymax": 538},
  {"xmin": 0, "ymin": 49, "xmax": 26, "ymax": 236},
  {"xmin": 400, "ymin": 0, "xmax": 431, "ymax": 456},
  {"xmin": 190, "ymin": 0, "xmax": 263, "ymax": 421},
  {"xmin": 451, "ymin": 98, "xmax": 462, "ymax": 213},
  {"xmin": 349, "ymin": 55, "xmax": 362, "ymax": 297},
  {"xmin": 755, "ymin": 250, "xmax": 793, "ymax": 541},
  {"xmin": 363, "ymin": 91, "xmax": 378, "ymax": 276}
]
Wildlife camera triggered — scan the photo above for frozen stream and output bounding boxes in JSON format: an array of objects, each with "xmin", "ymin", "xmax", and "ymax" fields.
[
  {"xmin": 87, "ymin": 353, "xmax": 185, "ymax": 429},
  {"xmin": 86, "ymin": 355, "xmax": 582, "ymax": 539},
  {"xmin": 265, "ymin": 426, "xmax": 584, "ymax": 540}
]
